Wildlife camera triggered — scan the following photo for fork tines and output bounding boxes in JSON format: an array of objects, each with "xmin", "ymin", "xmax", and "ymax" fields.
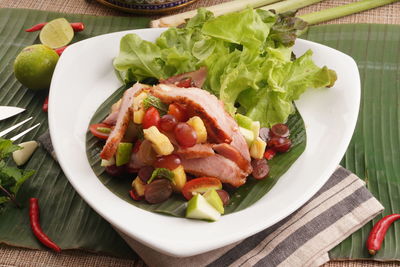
[{"xmin": 0, "ymin": 117, "xmax": 40, "ymax": 141}]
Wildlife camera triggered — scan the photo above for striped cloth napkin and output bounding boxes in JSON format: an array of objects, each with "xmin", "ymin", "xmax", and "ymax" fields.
[
  {"xmin": 38, "ymin": 132, "xmax": 383, "ymax": 267},
  {"xmin": 118, "ymin": 167, "xmax": 383, "ymax": 267}
]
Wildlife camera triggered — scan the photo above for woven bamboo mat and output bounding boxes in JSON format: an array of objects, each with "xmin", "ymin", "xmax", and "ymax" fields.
[{"xmin": 0, "ymin": 0, "xmax": 399, "ymax": 266}]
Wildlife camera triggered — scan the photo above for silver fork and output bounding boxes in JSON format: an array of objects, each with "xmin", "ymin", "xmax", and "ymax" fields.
[{"xmin": 0, "ymin": 117, "xmax": 40, "ymax": 141}]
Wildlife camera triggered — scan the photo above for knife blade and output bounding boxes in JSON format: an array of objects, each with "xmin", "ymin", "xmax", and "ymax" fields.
[{"xmin": 0, "ymin": 106, "xmax": 25, "ymax": 121}]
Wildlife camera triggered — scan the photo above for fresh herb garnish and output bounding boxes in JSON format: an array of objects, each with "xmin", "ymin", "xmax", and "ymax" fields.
[
  {"xmin": 0, "ymin": 138, "xmax": 35, "ymax": 208},
  {"xmin": 147, "ymin": 168, "xmax": 174, "ymax": 184},
  {"xmin": 142, "ymin": 95, "xmax": 168, "ymax": 115}
]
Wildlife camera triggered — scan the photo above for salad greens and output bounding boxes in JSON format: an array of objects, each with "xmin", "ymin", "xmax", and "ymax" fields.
[
  {"xmin": 0, "ymin": 138, "xmax": 34, "ymax": 208},
  {"xmin": 113, "ymin": 8, "xmax": 336, "ymax": 127}
]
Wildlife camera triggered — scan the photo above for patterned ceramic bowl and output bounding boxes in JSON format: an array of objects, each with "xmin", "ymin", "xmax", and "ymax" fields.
[{"xmin": 96, "ymin": 0, "xmax": 200, "ymax": 14}]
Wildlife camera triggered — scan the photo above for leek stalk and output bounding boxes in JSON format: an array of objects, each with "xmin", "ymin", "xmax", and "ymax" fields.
[
  {"xmin": 150, "ymin": 0, "xmax": 281, "ymax": 27},
  {"xmin": 261, "ymin": 0, "xmax": 323, "ymax": 13},
  {"xmin": 299, "ymin": 0, "xmax": 400, "ymax": 25}
]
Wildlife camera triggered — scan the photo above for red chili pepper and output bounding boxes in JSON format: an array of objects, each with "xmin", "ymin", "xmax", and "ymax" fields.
[
  {"xmin": 25, "ymin": 22, "xmax": 85, "ymax": 32},
  {"xmin": 129, "ymin": 189, "xmax": 143, "ymax": 201},
  {"xmin": 29, "ymin": 198, "xmax": 61, "ymax": 253},
  {"xmin": 42, "ymin": 97, "xmax": 49, "ymax": 112},
  {"xmin": 264, "ymin": 149, "xmax": 276, "ymax": 160},
  {"xmin": 54, "ymin": 46, "xmax": 67, "ymax": 56},
  {"xmin": 366, "ymin": 213, "xmax": 400, "ymax": 255},
  {"xmin": 25, "ymin": 23, "xmax": 47, "ymax": 32},
  {"xmin": 70, "ymin": 22, "xmax": 85, "ymax": 32}
]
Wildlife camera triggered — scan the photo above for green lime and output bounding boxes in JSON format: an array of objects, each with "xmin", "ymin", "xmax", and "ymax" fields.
[
  {"xmin": 13, "ymin": 44, "xmax": 59, "ymax": 91},
  {"xmin": 39, "ymin": 18, "xmax": 74, "ymax": 49}
]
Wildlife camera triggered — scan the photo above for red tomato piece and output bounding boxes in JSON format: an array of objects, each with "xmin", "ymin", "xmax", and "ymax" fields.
[
  {"xmin": 168, "ymin": 103, "xmax": 187, "ymax": 122},
  {"xmin": 129, "ymin": 189, "xmax": 143, "ymax": 201},
  {"xmin": 89, "ymin": 123, "xmax": 112, "ymax": 140},
  {"xmin": 176, "ymin": 78, "xmax": 192, "ymax": 88},
  {"xmin": 142, "ymin": 107, "xmax": 160, "ymax": 129},
  {"xmin": 182, "ymin": 177, "xmax": 222, "ymax": 200},
  {"xmin": 264, "ymin": 149, "xmax": 276, "ymax": 160},
  {"xmin": 42, "ymin": 97, "xmax": 49, "ymax": 112}
]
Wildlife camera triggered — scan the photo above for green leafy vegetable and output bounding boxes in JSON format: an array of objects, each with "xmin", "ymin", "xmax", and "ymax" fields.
[
  {"xmin": 113, "ymin": 8, "xmax": 336, "ymax": 127},
  {"xmin": 0, "ymin": 138, "xmax": 34, "ymax": 207},
  {"xmin": 142, "ymin": 95, "xmax": 168, "ymax": 115},
  {"xmin": 147, "ymin": 168, "xmax": 174, "ymax": 184}
]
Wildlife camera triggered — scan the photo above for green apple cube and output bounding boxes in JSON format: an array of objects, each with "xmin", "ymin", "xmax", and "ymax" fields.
[
  {"xmin": 239, "ymin": 127, "xmax": 255, "ymax": 147},
  {"xmin": 186, "ymin": 194, "xmax": 221, "ymax": 222},
  {"xmin": 235, "ymin": 114, "xmax": 254, "ymax": 130},
  {"xmin": 116, "ymin": 142, "xmax": 133, "ymax": 166},
  {"xmin": 203, "ymin": 189, "xmax": 224, "ymax": 214}
]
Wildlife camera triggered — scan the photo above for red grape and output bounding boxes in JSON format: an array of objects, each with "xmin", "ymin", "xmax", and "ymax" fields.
[
  {"xmin": 259, "ymin": 127, "xmax": 270, "ymax": 142},
  {"xmin": 159, "ymin": 114, "xmax": 178, "ymax": 132},
  {"xmin": 145, "ymin": 179, "xmax": 173, "ymax": 204},
  {"xmin": 138, "ymin": 166, "xmax": 154, "ymax": 183},
  {"xmin": 251, "ymin": 159, "xmax": 269, "ymax": 179},
  {"xmin": 168, "ymin": 103, "xmax": 187, "ymax": 122},
  {"xmin": 268, "ymin": 137, "xmax": 292, "ymax": 152},
  {"xmin": 270, "ymin": 123, "xmax": 289, "ymax": 138},
  {"xmin": 154, "ymin": 154, "xmax": 181, "ymax": 170},
  {"xmin": 105, "ymin": 165, "xmax": 126, "ymax": 177},
  {"xmin": 174, "ymin": 122, "xmax": 197, "ymax": 148},
  {"xmin": 217, "ymin": 190, "xmax": 230, "ymax": 206},
  {"xmin": 142, "ymin": 107, "xmax": 160, "ymax": 129}
]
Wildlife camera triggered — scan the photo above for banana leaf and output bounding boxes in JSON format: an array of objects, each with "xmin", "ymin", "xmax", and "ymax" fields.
[
  {"xmin": 0, "ymin": 8, "xmax": 149, "ymax": 259},
  {"xmin": 302, "ymin": 24, "xmax": 400, "ymax": 261},
  {"xmin": 86, "ymin": 86, "xmax": 306, "ymax": 216},
  {"xmin": 0, "ymin": 7, "xmax": 399, "ymax": 261}
]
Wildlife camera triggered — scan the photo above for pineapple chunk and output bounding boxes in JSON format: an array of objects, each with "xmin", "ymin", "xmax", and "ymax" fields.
[
  {"xmin": 250, "ymin": 137, "xmax": 267, "ymax": 159},
  {"xmin": 132, "ymin": 177, "xmax": 146, "ymax": 196},
  {"xmin": 171, "ymin": 165, "xmax": 187, "ymax": 192},
  {"xmin": 143, "ymin": 126, "xmax": 174, "ymax": 155},
  {"xmin": 187, "ymin": 116, "xmax": 207, "ymax": 143},
  {"xmin": 132, "ymin": 91, "xmax": 148, "ymax": 124},
  {"xmin": 133, "ymin": 109, "xmax": 145, "ymax": 124}
]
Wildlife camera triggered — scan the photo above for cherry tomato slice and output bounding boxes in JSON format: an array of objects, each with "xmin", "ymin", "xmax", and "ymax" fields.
[
  {"xmin": 176, "ymin": 78, "xmax": 192, "ymax": 88},
  {"xmin": 168, "ymin": 103, "xmax": 187, "ymax": 122},
  {"xmin": 89, "ymin": 123, "xmax": 112, "ymax": 140},
  {"xmin": 182, "ymin": 177, "xmax": 222, "ymax": 200},
  {"xmin": 129, "ymin": 189, "xmax": 144, "ymax": 201},
  {"xmin": 142, "ymin": 107, "xmax": 160, "ymax": 129}
]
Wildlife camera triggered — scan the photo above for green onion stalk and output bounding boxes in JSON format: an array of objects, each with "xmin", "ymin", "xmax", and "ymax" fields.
[{"xmin": 150, "ymin": 0, "xmax": 281, "ymax": 27}]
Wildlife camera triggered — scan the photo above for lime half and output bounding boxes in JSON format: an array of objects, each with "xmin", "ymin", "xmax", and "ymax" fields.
[{"xmin": 39, "ymin": 18, "xmax": 74, "ymax": 49}]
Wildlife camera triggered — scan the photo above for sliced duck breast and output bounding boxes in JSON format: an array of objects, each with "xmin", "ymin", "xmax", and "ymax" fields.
[
  {"xmin": 160, "ymin": 67, "xmax": 207, "ymax": 88},
  {"xmin": 151, "ymin": 84, "xmax": 252, "ymax": 175},
  {"xmin": 100, "ymin": 83, "xmax": 146, "ymax": 160},
  {"xmin": 152, "ymin": 84, "xmax": 235, "ymax": 144},
  {"xmin": 175, "ymin": 143, "xmax": 215, "ymax": 159},
  {"xmin": 181, "ymin": 154, "xmax": 247, "ymax": 187},
  {"xmin": 212, "ymin": 143, "xmax": 251, "ymax": 174}
]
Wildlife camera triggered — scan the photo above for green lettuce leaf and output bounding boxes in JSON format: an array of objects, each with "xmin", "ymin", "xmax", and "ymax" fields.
[
  {"xmin": 113, "ymin": 33, "xmax": 166, "ymax": 81},
  {"xmin": 113, "ymin": 8, "xmax": 336, "ymax": 127},
  {"xmin": 239, "ymin": 49, "xmax": 337, "ymax": 126}
]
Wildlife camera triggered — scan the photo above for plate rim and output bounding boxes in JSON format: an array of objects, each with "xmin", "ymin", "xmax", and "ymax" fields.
[{"xmin": 49, "ymin": 28, "xmax": 361, "ymax": 257}]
